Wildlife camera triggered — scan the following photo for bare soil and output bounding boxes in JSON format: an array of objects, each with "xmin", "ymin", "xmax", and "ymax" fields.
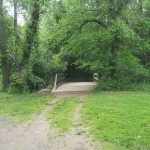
[
  {"xmin": 0, "ymin": 94, "xmax": 102, "ymax": 150},
  {"xmin": 0, "ymin": 107, "xmax": 49, "ymax": 150},
  {"xmin": 48, "ymin": 97, "xmax": 101, "ymax": 150}
]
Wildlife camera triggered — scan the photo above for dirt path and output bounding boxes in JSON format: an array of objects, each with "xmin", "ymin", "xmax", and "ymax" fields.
[
  {"xmin": 0, "ymin": 98, "xmax": 59, "ymax": 150},
  {"xmin": 48, "ymin": 97, "xmax": 102, "ymax": 150},
  {"xmin": 0, "ymin": 95, "xmax": 101, "ymax": 150},
  {"xmin": 0, "ymin": 107, "xmax": 49, "ymax": 150}
]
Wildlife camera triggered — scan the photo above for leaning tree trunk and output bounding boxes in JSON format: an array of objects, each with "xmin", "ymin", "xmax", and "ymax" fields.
[
  {"xmin": 0, "ymin": 0, "xmax": 10, "ymax": 91},
  {"xmin": 22, "ymin": 0, "xmax": 40, "ymax": 66}
]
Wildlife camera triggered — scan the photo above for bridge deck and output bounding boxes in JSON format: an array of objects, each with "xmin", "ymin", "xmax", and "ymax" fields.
[{"xmin": 51, "ymin": 82, "xmax": 96, "ymax": 93}]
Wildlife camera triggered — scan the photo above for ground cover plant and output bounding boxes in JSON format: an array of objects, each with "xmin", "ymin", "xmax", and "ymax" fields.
[
  {"xmin": 81, "ymin": 92, "xmax": 150, "ymax": 150},
  {"xmin": 48, "ymin": 97, "xmax": 79, "ymax": 133},
  {"xmin": 0, "ymin": 92, "xmax": 54, "ymax": 122}
]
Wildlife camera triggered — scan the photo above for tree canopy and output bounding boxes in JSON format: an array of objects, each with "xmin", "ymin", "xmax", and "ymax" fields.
[{"xmin": 0, "ymin": 0, "xmax": 150, "ymax": 92}]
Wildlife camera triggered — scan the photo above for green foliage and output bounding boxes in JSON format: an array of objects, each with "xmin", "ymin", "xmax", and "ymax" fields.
[
  {"xmin": 8, "ymin": 54, "xmax": 67, "ymax": 92},
  {"xmin": 1, "ymin": 0, "xmax": 150, "ymax": 92},
  {"xmin": 81, "ymin": 92, "xmax": 150, "ymax": 150},
  {"xmin": 8, "ymin": 74, "xmax": 28, "ymax": 94},
  {"xmin": 131, "ymin": 82, "xmax": 150, "ymax": 92},
  {"xmin": 43, "ymin": 0, "xmax": 150, "ymax": 91},
  {"xmin": 32, "ymin": 55, "xmax": 67, "ymax": 83},
  {"xmin": 30, "ymin": 54, "xmax": 67, "ymax": 91},
  {"xmin": 0, "ymin": 73, "xmax": 2, "ymax": 90},
  {"xmin": 95, "ymin": 80, "xmax": 150, "ymax": 92},
  {"xmin": 25, "ymin": 72, "xmax": 46, "ymax": 92}
]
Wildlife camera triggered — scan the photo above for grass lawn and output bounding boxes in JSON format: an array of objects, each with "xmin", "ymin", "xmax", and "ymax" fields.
[
  {"xmin": 81, "ymin": 92, "xmax": 150, "ymax": 150},
  {"xmin": 48, "ymin": 97, "xmax": 79, "ymax": 133},
  {"xmin": 0, "ymin": 92, "xmax": 54, "ymax": 122}
]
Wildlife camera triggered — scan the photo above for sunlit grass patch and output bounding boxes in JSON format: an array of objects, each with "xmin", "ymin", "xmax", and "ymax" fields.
[
  {"xmin": 48, "ymin": 97, "xmax": 79, "ymax": 133},
  {"xmin": 81, "ymin": 92, "xmax": 150, "ymax": 150},
  {"xmin": 0, "ymin": 92, "xmax": 54, "ymax": 122}
]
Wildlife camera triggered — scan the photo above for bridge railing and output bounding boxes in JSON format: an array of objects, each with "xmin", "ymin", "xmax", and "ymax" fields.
[
  {"xmin": 54, "ymin": 73, "xmax": 65, "ymax": 90},
  {"xmin": 93, "ymin": 73, "xmax": 99, "ymax": 83}
]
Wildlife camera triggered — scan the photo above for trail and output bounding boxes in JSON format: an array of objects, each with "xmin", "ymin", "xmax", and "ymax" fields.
[
  {"xmin": 0, "ymin": 94, "xmax": 101, "ymax": 150},
  {"xmin": 48, "ymin": 96, "xmax": 102, "ymax": 150},
  {"xmin": 0, "ymin": 98, "xmax": 59, "ymax": 150}
]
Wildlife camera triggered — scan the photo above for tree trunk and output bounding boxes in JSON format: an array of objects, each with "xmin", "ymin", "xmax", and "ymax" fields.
[
  {"xmin": 13, "ymin": 0, "xmax": 21, "ymax": 73},
  {"xmin": 22, "ymin": 0, "xmax": 40, "ymax": 66},
  {"xmin": 0, "ymin": 0, "xmax": 10, "ymax": 91},
  {"xmin": 1, "ymin": 55, "xmax": 10, "ymax": 91},
  {"xmin": 14, "ymin": 0, "xmax": 18, "ymax": 58}
]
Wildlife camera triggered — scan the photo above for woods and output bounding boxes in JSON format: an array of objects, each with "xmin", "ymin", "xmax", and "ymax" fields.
[
  {"xmin": 0, "ymin": 0, "xmax": 150, "ymax": 92},
  {"xmin": 0, "ymin": 0, "xmax": 10, "ymax": 91},
  {"xmin": 0, "ymin": 1, "xmax": 150, "ymax": 149}
]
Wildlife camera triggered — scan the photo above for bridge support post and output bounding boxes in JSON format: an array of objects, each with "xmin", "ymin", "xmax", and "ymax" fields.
[
  {"xmin": 93, "ymin": 73, "xmax": 99, "ymax": 83},
  {"xmin": 54, "ymin": 74, "xmax": 58, "ymax": 90},
  {"xmin": 53, "ymin": 73, "xmax": 65, "ymax": 90}
]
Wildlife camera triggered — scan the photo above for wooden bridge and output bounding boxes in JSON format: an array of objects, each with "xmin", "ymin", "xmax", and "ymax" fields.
[{"xmin": 51, "ymin": 73, "xmax": 99, "ymax": 93}]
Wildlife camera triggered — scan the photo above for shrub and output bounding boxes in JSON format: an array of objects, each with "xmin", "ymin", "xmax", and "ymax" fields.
[
  {"xmin": 25, "ymin": 73, "xmax": 46, "ymax": 92},
  {"xmin": 0, "ymin": 73, "xmax": 2, "ymax": 90},
  {"xmin": 94, "ymin": 79, "xmax": 150, "ymax": 92},
  {"xmin": 8, "ymin": 74, "xmax": 28, "ymax": 94},
  {"xmin": 32, "ymin": 55, "xmax": 67, "ymax": 85}
]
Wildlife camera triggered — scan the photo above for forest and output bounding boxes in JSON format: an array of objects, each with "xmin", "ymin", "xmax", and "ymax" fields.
[
  {"xmin": 0, "ymin": 0, "xmax": 150, "ymax": 92},
  {"xmin": 0, "ymin": 1, "xmax": 150, "ymax": 149}
]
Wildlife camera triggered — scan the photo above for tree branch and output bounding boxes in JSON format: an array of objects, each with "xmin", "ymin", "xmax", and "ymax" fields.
[{"xmin": 79, "ymin": 19, "xmax": 107, "ymax": 31}]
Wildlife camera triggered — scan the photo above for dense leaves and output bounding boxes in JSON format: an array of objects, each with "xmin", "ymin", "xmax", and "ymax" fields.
[
  {"xmin": 45, "ymin": 0, "xmax": 150, "ymax": 90},
  {"xmin": 0, "ymin": 0, "xmax": 150, "ymax": 92}
]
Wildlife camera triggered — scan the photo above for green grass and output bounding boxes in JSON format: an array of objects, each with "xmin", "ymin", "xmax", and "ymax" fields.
[
  {"xmin": 81, "ymin": 92, "xmax": 150, "ymax": 150},
  {"xmin": 48, "ymin": 97, "xmax": 79, "ymax": 133},
  {"xmin": 0, "ymin": 92, "xmax": 54, "ymax": 122}
]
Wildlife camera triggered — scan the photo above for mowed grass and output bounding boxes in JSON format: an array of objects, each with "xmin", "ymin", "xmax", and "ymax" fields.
[
  {"xmin": 0, "ymin": 92, "xmax": 54, "ymax": 122},
  {"xmin": 48, "ymin": 97, "xmax": 79, "ymax": 133},
  {"xmin": 81, "ymin": 92, "xmax": 150, "ymax": 150}
]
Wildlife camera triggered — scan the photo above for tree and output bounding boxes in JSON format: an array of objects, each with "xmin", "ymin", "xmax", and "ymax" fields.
[
  {"xmin": 0, "ymin": 0, "xmax": 10, "ymax": 91},
  {"xmin": 44, "ymin": 0, "xmax": 149, "ymax": 90},
  {"xmin": 22, "ymin": 0, "xmax": 40, "ymax": 66},
  {"xmin": 0, "ymin": 0, "xmax": 149, "ymax": 92}
]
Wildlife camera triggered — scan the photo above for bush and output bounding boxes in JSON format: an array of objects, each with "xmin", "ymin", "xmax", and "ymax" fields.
[
  {"xmin": 8, "ymin": 71, "xmax": 47, "ymax": 93},
  {"xmin": 0, "ymin": 73, "xmax": 2, "ymax": 90},
  {"xmin": 132, "ymin": 82, "xmax": 150, "ymax": 91},
  {"xmin": 32, "ymin": 55, "xmax": 67, "ymax": 86},
  {"xmin": 7, "ymin": 54, "xmax": 67, "ymax": 93},
  {"xmin": 94, "ymin": 51, "xmax": 150, "ymax": 91},
  {"xmin": 8, "ymin": 74, "xmax": 28, "ymax": 94},
  {"xmin": 94, "ymin": 78, "xmax": 150, "ymax": 92},
  {"xmin": 25, "ymin": 73, "xmax": 46, "ymax": 92}
]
